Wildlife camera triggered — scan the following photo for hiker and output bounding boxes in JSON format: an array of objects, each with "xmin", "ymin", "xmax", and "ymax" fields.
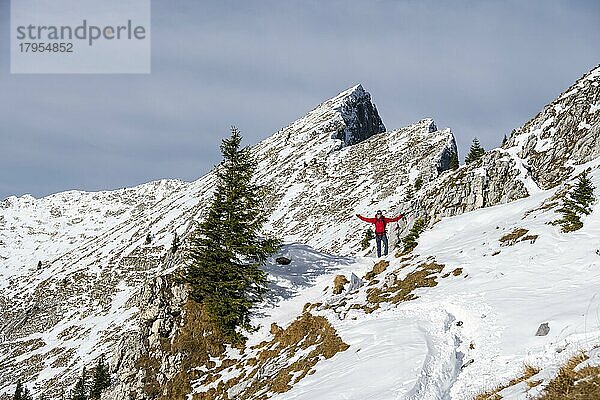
[{"xmin": 356, "ymin": 210, "xmax": 404, "ymax": 257}]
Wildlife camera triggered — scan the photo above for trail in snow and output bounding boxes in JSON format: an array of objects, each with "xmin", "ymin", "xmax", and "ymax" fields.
[{"xmin": 251, "ymin": 161, "xmax": 600, "ymax": 400}]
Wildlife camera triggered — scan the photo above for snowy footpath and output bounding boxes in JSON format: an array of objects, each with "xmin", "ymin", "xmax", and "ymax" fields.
[{"xmin": 247, "ymin": 164, "xmax": 600, "ymax": 400}]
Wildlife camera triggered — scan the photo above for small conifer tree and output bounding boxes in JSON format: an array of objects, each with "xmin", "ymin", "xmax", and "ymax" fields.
[
  {"xmin": 70, "ymin": 367, "xmax": 88, "ymax": 400},
  {"xmin": 171, "ymin": 232, "xmax": 180, "ymax": 254},
  {"xmin": 13, "ymin": 382, "xmax": 21, "ymax": 400},
  {"xmin": 184, "ymin": 127, "xmax": 279, "ymax": 342},
  {"xmin": 12, "ymin": 382, "xmax": 32, "ymax": 400},
  {"xmin": 360, "ymin": 228, "xmax": 375, "ymax": 250},
  {"xmin": 449, "ymin": 152, "xmax": 459, "ymax": 170},
  {"xmin": 13, "ymin": 381, "xmax": 23, "ymax": 400},
  {"xmin": 405, "ymin": 184, "xmax": 414, "ymax": 201},
  {"xmin": 401, "ymin": 218, "xmax": 426, "ymax": 254},
  {"xmin": 465, "ymin": 138, "xmax": 485, "ymax": 164},
  {"xmin": 89, "ymin": 355, "xmax": 111, "ymax": 399},
  {"xmin": 414, "ymin": 177, "xmax": 423, "ymax": 191},
  {"xmin": 554, "ymin": 170, "xmax": 596, "ymax": 232}
]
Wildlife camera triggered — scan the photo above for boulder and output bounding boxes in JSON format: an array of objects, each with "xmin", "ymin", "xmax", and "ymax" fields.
[
  {"xmin": 275, "ymin": 256, "xmax": 292, "ymax": 265},
  {"xmin": 535, "ymin": 322, "xmax": 550, "ymax": 336},
  {"xmin": 347, "ymin": 273, "xmax": 364, "ymax": 292}
]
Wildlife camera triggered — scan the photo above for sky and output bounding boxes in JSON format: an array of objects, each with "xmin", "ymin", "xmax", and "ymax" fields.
[{"xmin": 0, "ymin": 0, "xmax": 599, "ymax": 199}]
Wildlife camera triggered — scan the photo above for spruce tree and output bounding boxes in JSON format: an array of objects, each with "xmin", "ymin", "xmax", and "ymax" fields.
[
  {"xmin": 184, "ymin": 127, "xmax": 279, "ymax": 342},
  {"xmin": 449, "ymin": 152, "xmax": 459, "ymax": 170},
  {"xmin": 555, "ymin": 171, "xmax": 596, "ymax": 232},
  {"xmin": 414, "ymin": 177, "xmax": 423, "ymax": 191},
  {"xmin": 401, "ymin": 218, "xmax": 426, "ymax": 254},
  {"xmin": 89, "ymin": 355, "xmax": 111, "ymax": 399},
  {"xmin": 12, "ymin": 382, "xmax": 32, "ymax": 400},
  {"xmin": 465, "ymin": 138, "xmax": 485, "ymax": 164},
  {"xmin": 13, "ymin": 381, "xmax": 23, "ymax": 400},
  {"xmin": 70, "ymin": 367, "xmax": 88, "ymax": 400},
  {"xmin": 360, "ymin": 228, "xmax": 375, "ymax": 251},
  {"xmin": 171, "ymin": 232, "xmax": 180, "ymax": 254},
  {"xmin": 405, "ymin": 184, "xmax": 414, "ymax": 201}
]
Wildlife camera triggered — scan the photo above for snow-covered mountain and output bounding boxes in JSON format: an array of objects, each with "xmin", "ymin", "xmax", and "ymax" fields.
[{"xmin": 1, "ymin": 65, "xmax": 599, "ymax": 400}]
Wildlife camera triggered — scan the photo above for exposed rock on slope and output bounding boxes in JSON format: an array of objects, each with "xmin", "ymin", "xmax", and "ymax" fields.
[
  {"xmin": 329, "ymin": 84, "xmax": 386, "ymax": 146},
  {"xmin": 0, "ymin": 84, "xmax": 454, "ymax": 399},
  {"xmin": 256, "ymin": 116, "xmax": 457, "ymax": 254},
  {"xmin": 506, "ymin": 65, "xmax": 600, "ymax": 189},
  {"xmin": 419, "ymin": 65, "xmax": 600, "ymax": 222}
]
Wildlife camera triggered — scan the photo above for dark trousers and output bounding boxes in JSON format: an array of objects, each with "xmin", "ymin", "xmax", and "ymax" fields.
[{"xmin": 375, "ymin": 233, "xmax": 388, "ymax": 257}]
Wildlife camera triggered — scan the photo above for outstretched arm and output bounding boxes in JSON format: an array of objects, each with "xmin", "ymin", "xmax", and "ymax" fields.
[
  {"xmin": 356, "ymin": 214, "xmax": 377, "ymax": 223},
  {"xmin": 385, "ymin": 214, "xmax": 404, "ymax": 223}
]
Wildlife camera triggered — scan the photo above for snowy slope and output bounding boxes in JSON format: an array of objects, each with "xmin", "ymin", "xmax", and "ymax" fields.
[
  {"xmin": 196, "ymin": 159, "xmax": 600, "ymax": 400},
  {"xmin": 1, "ymin": 65, "xmax": 599, "ymax": 400},
  {"xmin": 0, "ymin": 85, "xmax": 455, "ymax": 398}
]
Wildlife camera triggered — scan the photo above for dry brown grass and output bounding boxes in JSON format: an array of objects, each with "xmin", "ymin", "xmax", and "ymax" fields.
[
  {"xmin": 442, "ymin": 268, "xmax": 463, "ymax": 278},
  {"xmin": 522, "ymin": 234, "xmax": 539, "ymax": 244},
  {"xmin": 362, "ymin": 262, "xmax": 445, "ymax": 313},
  {"xmin": 193, "ymin": 312, "xmax": 349, "ymax": 399},
  {"xmin": 333, "ymin": 274, "xmax": 350, "ymax": 294},
  {"xmin": 364, "ymin": 260, "xmax": 390, "ymax": 280},
  {"xmin": 499, "ymin": 228, "xmax": 529, "ymax": 246},
  {"xmin": 537, "ymin": 353, "xmax": 600, "ymax": 400},
  {"xmin": 474, "ymin": 364, "xmax": 540, "ymax": 400}
]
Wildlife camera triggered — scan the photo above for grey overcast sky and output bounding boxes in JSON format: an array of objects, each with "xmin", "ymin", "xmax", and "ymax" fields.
[{"xmin": 0, "ymin": 1, "xmax": 599, "ymax": 199}]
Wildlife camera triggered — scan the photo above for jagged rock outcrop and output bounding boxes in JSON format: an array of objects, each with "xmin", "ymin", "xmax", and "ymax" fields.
[
  {"xmin": 105, "ymin": 274, "xmax": 201, "ymax": 400},
  {"xmin": 418, "ymin": 153, "xmax": 529, "ymax": 222},
  {"xmin": 418, "ymin": 65, "xmax": 600, "ymax": 222},
  {"xmin": 329, "ymin": 85, "xmax": 386, "ymax": 146},
  {"xmin": 506, "ymin": 65, "xmax": 600, "ymax": 189}
]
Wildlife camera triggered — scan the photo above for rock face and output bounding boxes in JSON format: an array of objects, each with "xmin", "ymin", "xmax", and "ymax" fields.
[
  {"xmin": 419, "ymin": 153, "xmax": 529, "ymax": 222},
  {"xmin": 104, "ymin": 274, "xmax": 215, "ymax": 400},
  {"xmin": 535, "ymin": 322, "xmax": 550, "ymax": 336},
  {"xmin": 104, "ymin": 275, "xmax": 186, "ymax": 400},
  {"xmin": 507, "ymin": 66, "xmax": 600, "ymax": 189},
  {"xmin": 329, "ymin": 85, "xmax": 386, "ymax": 146},
  {"xmin": 418, "ymin": 65, "xmax": 600, "ymax": 222}
]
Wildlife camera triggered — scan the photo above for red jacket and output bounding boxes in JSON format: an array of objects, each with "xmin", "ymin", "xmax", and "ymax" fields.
[{"xmin": 357, "ymin": 214, "xmax": 403, "ymax": 235}]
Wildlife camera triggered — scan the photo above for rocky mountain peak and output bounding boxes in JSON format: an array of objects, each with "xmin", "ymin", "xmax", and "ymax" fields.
[
  {"xmin": 277, "ymin": 84, "xmax": 385, "ymax": 151},
  {"xmin": 331, "ymin": 84, "xmax": 386, "ymax": 146}
]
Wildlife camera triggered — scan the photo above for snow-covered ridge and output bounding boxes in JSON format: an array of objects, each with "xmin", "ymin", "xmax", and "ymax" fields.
[
  {"xmin": 0, "ymin": 84, "xmax": 454, "ymax": 399},
  {"xmin": 1, "ymin": 65, "xmax": 599, "ymax": 399}
]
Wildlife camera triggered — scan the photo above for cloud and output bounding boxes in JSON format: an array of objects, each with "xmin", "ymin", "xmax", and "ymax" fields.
[{"xmin": 0, "ymin": 0, "xmax": 599, "ymax": 198}]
